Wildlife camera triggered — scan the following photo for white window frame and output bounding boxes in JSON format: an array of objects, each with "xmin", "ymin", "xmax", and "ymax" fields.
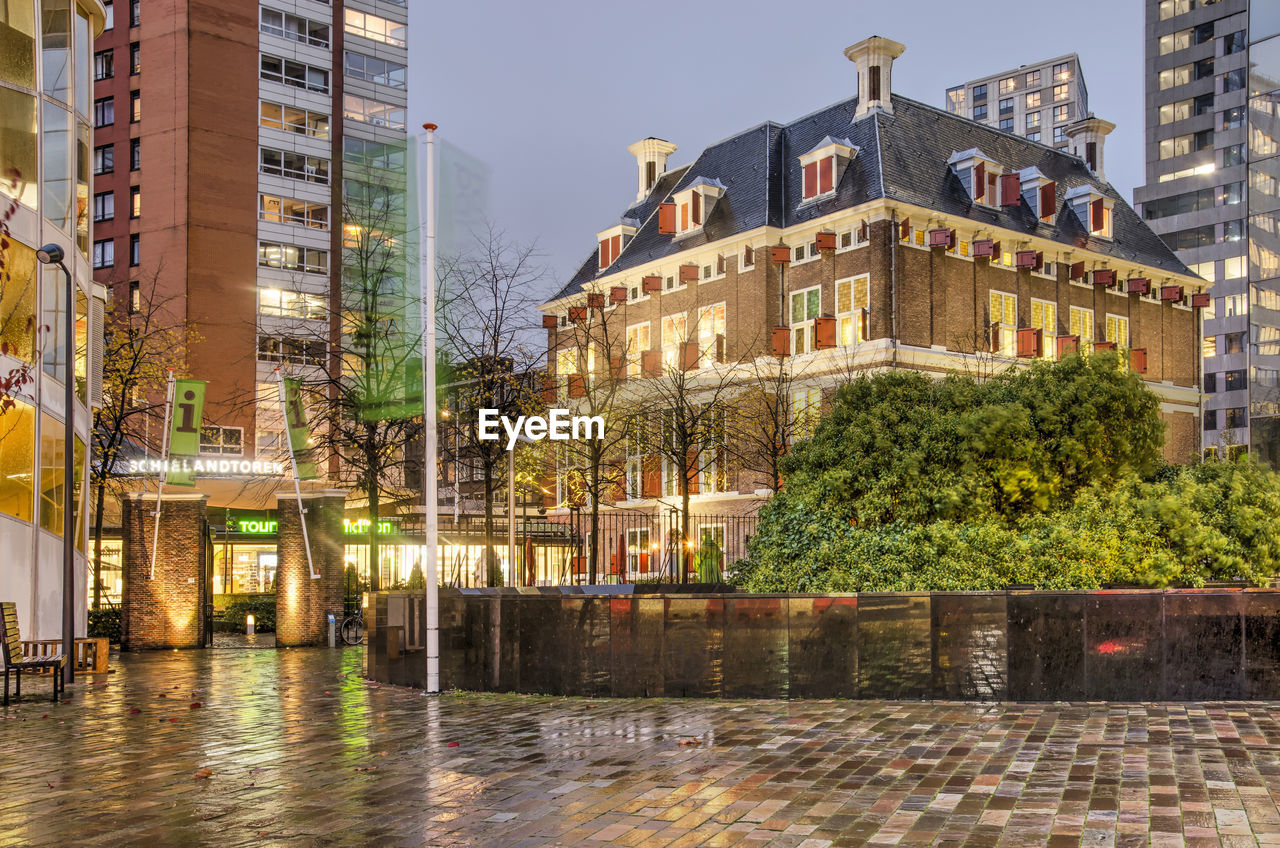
[
  {"xmin": 696, "ymin": 303, "xmax": 725, "ymax": 368},
  {"xmin": 789, "ymin": 285, "xmax": 821, "ymax": 355},
  {"xmin": 1031, "ymin": 298, "xmax": 1057, "ymax": 360},
  {"xmin": 1069, "ymin": 306, "xmax": 1095, "ymax": 354},
  {"xmin": 835, "ymin": 275, "xmax": 869, "ymax": 346},
  {"xmin": 660, "ymin": 313, "xmax": 687, "ymax": 369},
  {"xmin": 626, "ymin": 322, "xmax": 650, "ymax": 378},
  {"xmin": 990, "ymin": 290, "xmax": 1017, "ymax": 357}
]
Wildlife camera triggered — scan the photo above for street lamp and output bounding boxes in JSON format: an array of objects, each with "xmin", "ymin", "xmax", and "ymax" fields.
[{"xmin": 35, "ymin": 243, "xmax": 75, "ymax": 687}]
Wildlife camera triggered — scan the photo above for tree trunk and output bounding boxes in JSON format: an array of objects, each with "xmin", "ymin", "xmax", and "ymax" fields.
[
  {"xmin": 365, "ymin": 434, "xmax": 380, "ymax": 591},
  {"xmin": 91, "ymin": 476, "xmax": 106, "ymax": 610},
  {"xmin": 482, "ymin": 466, "xmax": 495, "ymax": 586},
  {"xmin": 588, "ymin": 462, "xmax": 599, "ymax": 585},
  {"xmin": 680, "ymin": 478, "xmax": 691, "ymax": 585}
]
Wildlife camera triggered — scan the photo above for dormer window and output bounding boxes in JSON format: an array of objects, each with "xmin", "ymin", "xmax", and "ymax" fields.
[
  {"xmin": 670, "ymin": 177, "xmax": 725, "ymax": 237},
  {"xmin": 947, "ymin": 148, "xmax": 1002, "ymax": 208},
  {"xmin": 597, "ymin": 221, "xmax": 637, "ymax": 270},
  {"xmin": 1018, "ymin": 167, "xmax": 1057, "ymax": 222},
  {"xmin": 798, "ymin": 136, "xmax": 857, "ymax": 202},
  {"xmin": 1065, "ymin": 185, "xmax": 1115, "ymax": 240}
]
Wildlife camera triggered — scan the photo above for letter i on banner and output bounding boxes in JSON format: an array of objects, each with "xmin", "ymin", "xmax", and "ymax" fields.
[{"xmin": 167, "ymin": 379, "xmax": 206, "ymax": 486}]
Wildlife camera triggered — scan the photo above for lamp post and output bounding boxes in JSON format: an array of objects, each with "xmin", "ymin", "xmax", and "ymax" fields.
[{"xmin": 36, "ymin": 243, "xmax": 75, "ymax": 687}]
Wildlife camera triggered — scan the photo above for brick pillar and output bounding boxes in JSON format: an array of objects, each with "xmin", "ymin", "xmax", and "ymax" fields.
[
  {"xmin": 121, "ymin": 492, "xmax": 210, "ymax": 650},
  {"xmin": 275, "ymin": 490, "xmax": 347, "ymax": 646}
]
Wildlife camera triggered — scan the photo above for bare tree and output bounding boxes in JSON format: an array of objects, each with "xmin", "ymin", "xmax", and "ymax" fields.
[
  {"xmin": 437, "ymin": 226, "xmax": 547, "ymax": 585},
  {"xmin": 634, "ymin": 309, "xmax": 740, "ymax": 583},
  {"xmin": 90, "ymin": 272, "xmax": 195, "ymax": 608},
  {"xmin": 726, "ymin": 352, "xmax": 810, "ymax": 496},
  {"xmin": 552, "ymin": 294, "xmax": 633, "ymax": 583}
]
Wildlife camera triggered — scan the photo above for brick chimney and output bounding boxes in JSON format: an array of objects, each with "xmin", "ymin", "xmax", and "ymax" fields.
[
  {"xmin": 627, "ymin": 137, "xmax": 678, "ymax": 203},
  {"xmin": 844, "ymin": 36, "xmax": 906, "ymax": 119},
  {"xmin": 1064, "ymin": 116, "xmax": 1116, "ymax": 181}
]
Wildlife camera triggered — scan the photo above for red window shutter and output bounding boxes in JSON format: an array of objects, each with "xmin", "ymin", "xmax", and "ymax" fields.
[
  {"xmin": 641, "ymin": 349, "xmax": 661, "ymax": 377},
  {"xmin": 929, "ymin": 228, "xmax": 951, "ymax": 247},
  {"xmin": 679, "ymin": 264, "xmax": 699, "ymax": 282},
  {"xmin": 1191, "ymin": 292, "xmax": 1211, "ymax": 308},
  {"xmin": 717, "ymin": 254, "xmax": 726, "ymax": 275},
  {"xmin": 1016, "ymin": 327, "xmax": 1042, "ymax": 358},
  {"xmin": 1015, "ymin": 250, "xmax": 1038, "ymax": 269},
  {"xmin": 1160, "ymin": 285, "xmax": 1184, "ymax": 302},
  {"xmin": 1126, "ymin": 278, "xmax": 1149, "ymax": 295},
  {"xmin": 691, "ymin": 191, "xmax": 701, "ymax": 226},
  {"xmin": 658, "ymin": 203, "xmax": 675, "ymax": 234},
  {"xmin": 1130, "ymin": 348, "xmax": 1148, "ymax": 374},
  {"xmin": 1035, "ymin": 251, "xmax": 1043, "ymax": 270},
  {"xmin": 541, "ymin": 314, "xmax": 558, "ymax": 329},
  {"xmin": 859, "ymin": 307, "xmax": 870, "ymax": 341},
  {"xmin": 858, "ymin": 220, "xmax": 869, "ymax": 242},
  {"xmin": 815, "ymin": 231, "xmax": 837, "ymax": 252},
  {"xmin": 598, "ymin": 240, "xmax": 609, "ymax": 269},
  {"xmin": 542, "ymin": 376, "xmax": 557, "ymax": 404},
  {"xmin": 818, "ymin": 157, "xmax": 833, "ymax": 194},
  {"xmin": 1093, "ymin": 269, "xmax": 1115, "ymax": 287},
  {"xmin": 610, "ymin": 286, "xmax": 628, "ymax": 303},
  {"xmin": 1001, "ymin": 173, "xmax": 1021, "ymax": 206},
  {"xmin": 899, "ymin": 217, "xmax": 911, "ymax": 240},
  {"xmin": 973, "ymin": 239, "xmax": 994, "ymax": 258},
  {"xmin": 610, "ymin": 357, "xmax": 626, "ymax": 381},
  {"xmin": 642, "ymin": 275, "xmax": 662, "ymax": 293},
  {"xmin": 611, "ymin": 235, "xmax": 621, "ymax": 260},
  {"xmin": 974, "ymin": 162, "xmax": 985, "ymax": 200},
  {"xmin": 1069, "ymin": 261, "xmax": 1085, "ymax": 281},
  {"xmin": 743, "ymin": 245, "xmax": 754, "ymax": 266},
  {"xmin": 771, "ymin": 326, "xmax": 790, "ymax": 357},
  {"xmin": 715, "ymin": 334, "xmax": 725, "ymax": 363},
  {"xmin": 681, "ymin": 203, "xmax": 689, "ymax": 231},
  {"xmin": 1094, "ymin": 341, "xmax": 1117, "ymax": 353},
  {"xmin": 814, "ymin": 316, "xmax": 836, "ymax": 350},
  {"xmin": 1090, "ymin": 198, "xmax": 1104, "ymax": 232},
  {"xmin": 587, "ymin": 293, "xmax": 604, "ymax": 309},
  {"xmin": 568, "ymin": 306, "xmax": 587, "ymax": 323},
  {"xmin": 1056, "ymin": 335, "xmax": 1079, "ymax": 357},
  {"xmin": 681, "ymin": 340, "xmax": 700, "ymax": 370},
  {"xmin": 568, "ymin": 375, "xmax": 586, "ymax": 398},
  {"xmin": 803, "ymin": 161, "xmax": 817, "ymax": 199},
  {"xmin": 770, "ymin": 245, "xmax": 791, "ymax": 264},
  {"xmin": 1040, "ymin": 181, "xmax": 1056, "ymax": 219}
]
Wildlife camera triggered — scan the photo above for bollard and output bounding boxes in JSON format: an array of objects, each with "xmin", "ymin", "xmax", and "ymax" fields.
[
  {"xmin": 246, "ymin": 613, "xmax": 255, "ymax": 636},
  {"xmin": 327, "ymin": 613, "xmax": 336, "ymax": 648}
]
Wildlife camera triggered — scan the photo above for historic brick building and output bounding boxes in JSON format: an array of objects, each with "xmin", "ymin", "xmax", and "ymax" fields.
[{"xmin": 540, "ymin": 36, "xmax": 1208, "ymax": 520}]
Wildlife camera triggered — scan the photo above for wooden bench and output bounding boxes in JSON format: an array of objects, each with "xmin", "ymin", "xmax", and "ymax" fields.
[
  {"xmin": 21, "ymin": 638, "xmax": 108, "ymax": 674},
  {"xmin": 1, "ymin": 602, "xmax": 67, "ymax": 705}
]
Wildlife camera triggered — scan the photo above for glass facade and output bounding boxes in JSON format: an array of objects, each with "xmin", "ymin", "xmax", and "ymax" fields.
[
  {"xmin": 0, "ymin": 0, "xmax": 105, "ymax": 639},
  {"xmin": 1251, "ymin": 13, "xmax": 1280, "ymax": 463}
]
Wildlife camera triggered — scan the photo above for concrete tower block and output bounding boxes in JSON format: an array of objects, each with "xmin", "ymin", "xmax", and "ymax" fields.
[
  {"xmin": 275, "ymin": 490, "xmax": 347, "ymax": 646},
  {"xmin": 121, "ymin": 492, "xmax": 210, "ymax": 650}
]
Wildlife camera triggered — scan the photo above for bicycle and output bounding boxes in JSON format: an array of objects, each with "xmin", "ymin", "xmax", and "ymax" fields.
[{"xmin": 340, "ymin": 610, "xmax": 364, "ymax": 645}]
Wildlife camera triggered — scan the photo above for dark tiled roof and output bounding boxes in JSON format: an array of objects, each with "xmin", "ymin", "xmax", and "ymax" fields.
[{"xmin": 548, "ymin": 93, "xmax": 1192, "ymax": 303}]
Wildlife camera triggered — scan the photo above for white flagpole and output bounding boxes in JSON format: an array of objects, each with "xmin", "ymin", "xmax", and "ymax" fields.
[
  {"xmin": 149, "ymin": 370, "xmax": 175, "ymax": 581},
  {"xmin": 419, "ymin": 123, "xmax": 440, "ymax": 693},
  {"xmin": 276, "ymin": 368, "xmax": 319, "ymax": 579}
]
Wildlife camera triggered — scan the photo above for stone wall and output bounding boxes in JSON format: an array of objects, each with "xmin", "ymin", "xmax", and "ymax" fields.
[{"xmin": 365, "ymin": 588, "xmax": 1280, "ymax": 701}]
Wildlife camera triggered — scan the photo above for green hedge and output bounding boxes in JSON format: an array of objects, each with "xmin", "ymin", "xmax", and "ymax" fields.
[
  {"xmin": 87, "ymin": 607, "xmax": 121, "ymax": 643},
  {"xmin": 219, "ymin": 597, "xmax": 276, "ymax": 633}
]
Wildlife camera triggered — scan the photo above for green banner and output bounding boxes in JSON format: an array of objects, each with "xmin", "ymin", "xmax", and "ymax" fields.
[
  {"xmin": 282, "ymin": 377, "xmax": 319, "ymax": 480},
  {"xmin": 166, "ymin": 379, "xmax": 205, "ymax": 486}
]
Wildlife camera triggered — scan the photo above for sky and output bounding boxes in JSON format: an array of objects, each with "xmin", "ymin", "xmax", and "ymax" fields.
[{"xmin": 408, "ymin": 0, "xmax": 1146, "ymax": 299}]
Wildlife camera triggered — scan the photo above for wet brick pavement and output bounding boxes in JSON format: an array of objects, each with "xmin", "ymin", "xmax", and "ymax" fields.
[{"xmin": 3, "ymin": 647, "xmax": 1280, "ymax": 846}]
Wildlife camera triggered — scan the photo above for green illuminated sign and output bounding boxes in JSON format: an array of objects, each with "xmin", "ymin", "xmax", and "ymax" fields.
[
  {"xmin": 343, "ymin": 518, "xmax": 394, "ymax": 535},
  {"xmin": 237, "ymin": 519, "xmax": 278, "ymax": 534}
]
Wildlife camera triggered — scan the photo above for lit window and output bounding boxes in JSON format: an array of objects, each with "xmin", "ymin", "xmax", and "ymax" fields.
[
  {"xmin": 998, "ymin": 77, "xmax": 1015, "ymax": 94},
  {"xmin": 1026, "ymin": 111, "xmax": 1041, "ymax": 129},
  {"xmin": 129, "ymin": 186, "xmax": 139, "ymax": 218},
  {"xmin": 1054, "ymin": 104, "xmax": 1072, "ymax": 123},
  {"xmin": 1053, "ymin": 84, "xmax": 1069, "ymax": 101},
  {"xmin": 257, "ymin": 288, "xmax": 327, "ymax": 319},
  {"xmin": 259, "ymin": 194, "xmax": 329, "ymax": 229},
  {"xmin": 1204, "ymin": 335, "xmax": 1216, "ymax": 358},
  {"xmin": 990, "ymin": 291, "xmax": 1016, "ymax": 356},
  {"xmin": 1053, "ymin": 62, "xmax": 1071, "ymax": 81},
  {"xmin": 660, "ymin": 313, "xmax": 687, "ymax": 368},
  {"xmin": 790, "ymin": 389, "xmax": 821, "ymax": 440},
  {"xmin": 790, "ymin": 286, "xmax": 820, "ymax": 354},
  {"xmin": 199, "ymin": 426, "xmax": 243, "ymax": 456},
  {"xmin": 625, "ymin": 322, "xmax": 650, "ymax": 377},
  {"xmin": 836, "ymin": 275, "xmax": 870, "ymax": 345},
  {"xmin": 1105, "ymin": 314, "xmax": 1130, "ymax": 350},
  {"xmin": 344, "ymin": 9, "xmax": 406, "ymax": 47},
  {"xmin": 696, "ymin": 303, "xmax": 725, "ymax": 367},
  {"xmin": 257, "ymin": 242, "xmax": 328, "ymax": 274},
  {"xmin": 1025, "ymin": 91, "xmax": 1041, "ymax": 109},
  {"xmin": 260, "ymin": 102, "xmax": 330, "ymax": 139},
  {"xmin": 1025, "ymin": 69, "xmax": 1040, "ymax": 87},
  {"xmin": 1070, "ymin": 306, "xmax": 1095, "ymax": 354},
  {"xmin": 1032, "ymin": 299, "xmax": 1057, "ymax": 359},
  {"xmin": 342, "ymin": 94, "xmax": 405, "ymax": 130},
  {"xmin": 259, "ymin": 147, "xmax": 329, "ymax": 184}
]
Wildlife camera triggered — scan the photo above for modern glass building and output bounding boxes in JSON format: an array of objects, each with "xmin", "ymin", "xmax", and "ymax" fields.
[
  {"xmin": 1248, "ymin": 7, "xmax": 1280, "ymax": 462},
  {"xmin": 0, "ymin": 0, "xmax": 109, "ymax": 639}
]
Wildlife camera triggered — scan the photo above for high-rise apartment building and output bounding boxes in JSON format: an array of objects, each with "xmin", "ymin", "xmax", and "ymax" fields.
[
  {"xmin": 90, "ymin": 0, "xmax": 409, "ymax": 495},
  {"xmin": 1134, "ymin": 0, "xmax": 1278, "ymax": 461},
  {"xmin": 945, "ymin": 55, "xmax": 1088, "ymax": 150}
]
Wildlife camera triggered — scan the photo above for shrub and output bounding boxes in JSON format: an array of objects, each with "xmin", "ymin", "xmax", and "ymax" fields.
[
  {"xmin": 87, "ymin": 607, "xmax": 122, "ymax": 643},
  {"xmin": 221, "ymin": 597, "xmax": 276, "ymax": 632}
]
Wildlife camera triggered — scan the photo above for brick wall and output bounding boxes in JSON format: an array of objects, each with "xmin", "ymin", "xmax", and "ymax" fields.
[
  {"xmin": 121, "ymin": 493, "xmax": 209, "ymax": 650},
  {"xmin": 275, "ymin": 490, "xmax": 347, "ymax": 646}
]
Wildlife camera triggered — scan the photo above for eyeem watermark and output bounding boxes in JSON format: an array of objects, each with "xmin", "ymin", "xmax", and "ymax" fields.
[{"xmin": 478, "ymin": 408, "xmax": 604, "ymax": 450}]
